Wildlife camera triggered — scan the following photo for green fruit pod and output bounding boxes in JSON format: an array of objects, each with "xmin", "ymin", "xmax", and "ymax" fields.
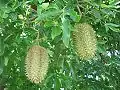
[
  {"xmin": 72, "ymin": 23, "xmax": 97, "ymax": 60},
  {"xmin": 25, "ymin": 45, "xmax": 49, "ymax": 84}
]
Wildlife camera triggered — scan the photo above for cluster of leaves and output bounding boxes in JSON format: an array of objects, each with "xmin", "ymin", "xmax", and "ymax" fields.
[{"xmin": 0, "ymin": 0, "xmax": 120, "ymax": 90}]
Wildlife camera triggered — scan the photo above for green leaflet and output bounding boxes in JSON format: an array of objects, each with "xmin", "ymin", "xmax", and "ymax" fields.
[
  {"xmin": 61, "ymin": 16, "xmax": 70, "ymax": 48},
  {"xmin": 51, "ymin": 26, "xmax": 62, "ymax": 40},
  {"xmin": 0, "ymin": 36, "xmax": 4, "ymax": 56}
]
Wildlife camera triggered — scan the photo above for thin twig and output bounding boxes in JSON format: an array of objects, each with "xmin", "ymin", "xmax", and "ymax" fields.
[
  {"xmin": 4, "ymin": 34, "xmax": 13, "ymax": 41},
  {"xmin": 76, "ymin": 0, "xmax": 82, "ymax": 16},
  {"xmin": 77, "ymin": 5, "xmax": 82, "ymax": 16},
  {"xmin": 35, "ymin": 30, "xmax": 40, "ymax": 45},
  {"xmin": 36, "ymin": 31, "xmax": 39, "ymax": 40}
]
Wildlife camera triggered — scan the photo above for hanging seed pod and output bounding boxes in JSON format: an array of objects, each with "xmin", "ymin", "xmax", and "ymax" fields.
[
  {"xmin": 72, "ymin": 23, "xmax": 97, "ymax": 60},
  {"xmin": 25, "ymin": 45, "xmax": 49, "ymax": 84}
]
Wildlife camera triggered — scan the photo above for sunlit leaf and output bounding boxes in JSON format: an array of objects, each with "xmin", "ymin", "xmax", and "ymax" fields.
[
  {"xmin": 36, "ymin": 9, "xmax": 62, "ymax": 21},
  {"xmin": 42, "ymin": 3, "xmax": 49, "ymax": 9},
  {"xmin": 61, "ymin": 16, "xmax": 70, "ymax": 48},
  {"xmin": 38, "ymin": 0, "xmax": 45, "ymax": 4},
  {"xmin": 51, "ymin": 26, "xmax": 62, "ymax": 40},
  {"xmin": 67, "ymin": 9, "xmax": 81, "ymax": 22}
]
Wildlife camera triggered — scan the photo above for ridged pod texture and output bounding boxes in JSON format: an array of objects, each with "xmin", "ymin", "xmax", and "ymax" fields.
[
  {"xmin": 73, "ymin": 23, "xmax": 97, "ymax": 60},
  {"xmin": 25, "ymin": 45, "xmax": 49, "ymax": 84}
]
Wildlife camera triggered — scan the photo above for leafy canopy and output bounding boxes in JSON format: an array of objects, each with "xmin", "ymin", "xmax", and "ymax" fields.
[{"xmin": 0, "ymin": 0, "xmax": 120, "ymax": 90}]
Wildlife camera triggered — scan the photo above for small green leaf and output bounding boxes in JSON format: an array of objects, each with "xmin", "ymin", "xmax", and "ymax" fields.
[
  {"xmin": 51, "ymin": 26, "xmax": 62, "ymax": 40},
  {"xmin": 105, "ymin": 23, "xmax": 120, "ymax": 32},
  {"xmin": 92, "ymin": 9, "xmax": 101, "ymax": 19},
  {"xmin": 0, "ymin": 56, "xmax": 4, "ymax": 75},
  {"xmin": 106, "ymin": 23, "xmax": 120, "ymax": 27},
  {"xmin": 97, "ymin": 44, "xmax": 106, "ymax": 54},
  {"xmin": 38, "ymin": 0, "xmax": 45, "ymax": 4},
  {"xmin": 44, "ymin": 20, "xmax": 54, "ymax": 27},
  {"xmin": 67, "ymin": 9, "xmax": 80, "ymax": 22},
  {"xmin": 3, "ymin": 13, "xmax": 8, "ymax": 18},
  {"xmin": 0, "ymin": 66, "xmax": 3, "ymax": 75},
  {"xmin": 0, "ymin": 36, "xmax": 4, "ymax": 56},
  {"xmin": 61, "ymin": 16, "xmax": 70, "ymax": 48},
  {"xmin": 0, "ymin": 17, "xmax": 3, "ymax": 23},
  {"xmin": 105, "ymin": 25, "xmax": 109, "ymax": 32},
  {"xmin": 42, "ymin": 3, "xmax": 49, "ymax": 9},
  {"xmin": 55, "ymin": 78, "xmax": 61, "ymax": 90},
  {"xmin": 37, "ymin": 5, "xmax": 42, "ymax": 15},
  {"xmin": 48, "ymin": 3, "xmax": 59, "ymax": 10},
  {"xmin": 4, "ymin": 57, "xmax": 9, "ymax": 66},
  {"xmin": 36, "ymin": 9, "xmax": 62, "ymax": 21},
  {"xmin": 109, "ymin": 26, "xmax": 120, "ymax": 32},
  {"xmin": 98, "ymin": 39, "xmax": 107, "ymax": 45},
  {"xmin": 101, "ymin": 4, "xmax": 108, "ymax": 8}
]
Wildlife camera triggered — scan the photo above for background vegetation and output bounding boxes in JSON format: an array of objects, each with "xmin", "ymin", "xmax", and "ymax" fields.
[{"xmin": 0, "ymin": 0, "xmax": 120, "ymax": 90}]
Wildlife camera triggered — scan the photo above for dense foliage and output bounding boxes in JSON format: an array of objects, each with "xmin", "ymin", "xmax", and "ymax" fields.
[{"xmin": 0, "ymin": 0, "xmax": 120, "ymax": 90}]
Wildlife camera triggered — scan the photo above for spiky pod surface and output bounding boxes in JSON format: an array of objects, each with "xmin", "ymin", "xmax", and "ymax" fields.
[
  {"xmin": 73, "ymin": 23, "xmax": 97, "ymax": 60},
  {"xmin": 25, "ymin": 45, "xmax": 49, "ymax": 84}
]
